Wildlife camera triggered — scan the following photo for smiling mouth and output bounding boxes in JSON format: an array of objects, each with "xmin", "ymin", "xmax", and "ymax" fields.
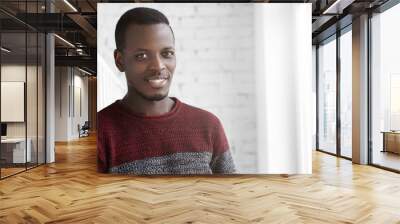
[{"xmin": 146, "ymin": 76, "xmax": 169, "ymax": 89}]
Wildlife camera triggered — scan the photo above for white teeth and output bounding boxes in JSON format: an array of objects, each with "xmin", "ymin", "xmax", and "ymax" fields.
[
  {"xmin": 148, "ymin": 78, "xmax": 166, "ymax": 82},
  {"xmin": 149, "ymin": 79, "xmax": 164, "ymax": 84},
  {"xmin": 147, "ymin": 78, "xmax": 168, "ymax": 88}
]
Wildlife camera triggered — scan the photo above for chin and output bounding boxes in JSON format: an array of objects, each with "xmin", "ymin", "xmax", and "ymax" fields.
[
  {"xmin": 131, "ymin": 84, "xmax": 170, "ymax": 101},
  {"xmin": 141, "ymin": 91, "xmax": 169, "ymax": 101},
  {"xmin": 148, "ymin": 94, "xmax": 168, "ymax": 101}
]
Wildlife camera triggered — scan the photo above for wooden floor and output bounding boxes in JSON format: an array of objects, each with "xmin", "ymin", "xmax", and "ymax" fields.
[
  {"xmin": 1, "ymin": 163, "xmax": 44, "ymax": 178},
  {"xmin": 1, "ymin": 167, "xmax": 26, "ymax": 178},
  {"xmin": 1, "ymin": 134, "xmax": 400, "ymax": 223}
]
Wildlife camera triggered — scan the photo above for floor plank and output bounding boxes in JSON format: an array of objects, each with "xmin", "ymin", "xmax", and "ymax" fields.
[{"xmin": 1, "ymin": 134, "xmax": 400, "ymax": 223}]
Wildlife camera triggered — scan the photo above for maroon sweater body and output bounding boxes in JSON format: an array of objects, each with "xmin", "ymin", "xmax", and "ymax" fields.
[{"xmin": 97, "ymin": 97, "xmax": 236, "ymax": 174}]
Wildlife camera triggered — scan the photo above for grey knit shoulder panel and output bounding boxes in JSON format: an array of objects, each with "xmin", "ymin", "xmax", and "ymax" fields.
[{"xmin": 109, "ymin": 151, "xmax": 236, "ymax": 175}]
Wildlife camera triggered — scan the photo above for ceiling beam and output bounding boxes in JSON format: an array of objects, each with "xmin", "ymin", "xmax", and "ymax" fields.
[
  {"xmin": 55, "ymin": 55, "xmax": 96, "ymax": 72},
  {"xmin": 66, "ymin": 13, "xmax": 97, "ymax": 46},
  {"xmin": 322, "ymin": 0, "xmax": 356, "ymax": 14}
]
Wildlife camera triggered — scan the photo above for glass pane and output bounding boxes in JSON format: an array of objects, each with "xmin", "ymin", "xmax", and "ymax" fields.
[
  {"xmin": 318, "ymin": 37, "xmax": 337, "ymax": 154},
  {"xmin": 0, "ymin": 1, "xmax": 46, "ymax": 178},
  {"xmin": 340, "ymin": 29, "xmax": 352, "ymax": 158},
  {"xmin": 1, "ymin": 30, "xmax": 27, "ymax": 177},
  {"xmin": 312, "ymin": 46, "xmax": 317, "ymax": 150},
  {"xmin": 371, "ymin": 3, "xmax": 400, "ymax": 171},
  {"xmin": 27, "ymin": 31, "xmax": 38, "ymax": 169},
  {"xmin": 38, "ymin": 32, "xmax": 45, "ymax": 165}
]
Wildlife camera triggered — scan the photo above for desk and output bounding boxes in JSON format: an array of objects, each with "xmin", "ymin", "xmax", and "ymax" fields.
[
  {"xmin": 381, "ymin": 131, "xmax": 400, "ymax": 154},
  {"xmin": 1, "ymin": 138, "xmax": 31, "ymax": 163}
]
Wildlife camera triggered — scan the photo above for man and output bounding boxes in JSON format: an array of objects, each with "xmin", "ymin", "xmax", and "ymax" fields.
[{"xmin": 97, "ymin": 7, "xmax": 236, "ymax": 175}]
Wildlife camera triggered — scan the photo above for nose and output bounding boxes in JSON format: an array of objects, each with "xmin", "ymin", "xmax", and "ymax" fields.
[{"xmin": 149, "ymin": 54, "xmax": 166, "ymax": 72}]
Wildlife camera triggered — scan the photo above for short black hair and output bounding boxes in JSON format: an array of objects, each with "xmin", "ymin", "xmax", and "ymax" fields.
[{"xmin": 115, "ymin": 7, "xmax": 174, "ymax": 51}]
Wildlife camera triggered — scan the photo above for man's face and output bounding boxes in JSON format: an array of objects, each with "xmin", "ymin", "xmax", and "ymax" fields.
[{"xmin": 115, "ymin": 23, "xmax": 176, "ymax": 101}]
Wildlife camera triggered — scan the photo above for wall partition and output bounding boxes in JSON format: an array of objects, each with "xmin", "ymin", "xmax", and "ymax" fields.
[{"xmin": 0, "ymin": 0, "xmax": 46, "ymax": 179}]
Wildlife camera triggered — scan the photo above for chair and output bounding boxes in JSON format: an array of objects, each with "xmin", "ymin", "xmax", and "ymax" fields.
[{"xmin": 78, "ymin": 121, "xmax": 90, "ymax": 138}]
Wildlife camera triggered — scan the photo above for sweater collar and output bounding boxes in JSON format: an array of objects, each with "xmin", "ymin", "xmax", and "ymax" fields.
[{"xmin": 115, "ymin": 97, "xmax": 181, "ymax": 120}]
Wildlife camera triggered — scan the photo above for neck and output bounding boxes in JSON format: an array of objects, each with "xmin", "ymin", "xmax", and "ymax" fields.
[{"xmin": 121, "ymin": 87, "xmax": 175, "ymax": 117}]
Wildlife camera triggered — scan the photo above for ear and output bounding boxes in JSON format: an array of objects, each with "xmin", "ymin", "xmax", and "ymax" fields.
[{"xmin": 114, "ymin": 49, "xmax": 125, "ymax": 72}]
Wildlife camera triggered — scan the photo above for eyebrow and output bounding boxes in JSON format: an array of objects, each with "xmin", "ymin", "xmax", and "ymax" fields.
[{"xmin": 133, "ymin": 47, "xmax": 175, "ymax": 52}]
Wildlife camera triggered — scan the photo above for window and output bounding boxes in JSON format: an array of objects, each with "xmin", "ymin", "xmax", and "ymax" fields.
[
  {"xmin": 371, "ymin": 2, "xmax": 400, "ymax": 171},
  {"xmin": 318, "ymin": 36, "xmax": 337, "ymax": 155},
  {"xmin": 340, "ymin": 28, "xmax": 352, "ymax": 158}
]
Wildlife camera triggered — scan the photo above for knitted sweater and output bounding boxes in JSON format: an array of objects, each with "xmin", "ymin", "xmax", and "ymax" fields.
[{"xmin": 97, "ymin": 97, "xmax": 236, "ymax": 175}]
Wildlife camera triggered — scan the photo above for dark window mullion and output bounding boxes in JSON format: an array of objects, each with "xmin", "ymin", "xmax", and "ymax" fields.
[
  {"xmin": 25, "ymin": 0, "xmax": 28, "ymax": 171},
  {"xmin": 44, "ymin": 0, "xmax": 48, "ymax": 165},
  {"xmin": 316, "ymin": 45, "xmax": 319, "ymax": 151},
  {"xmin": 36, "ymin": 0, "xmax": 39, "ymax": 167},
  {"xmin": 0, "ymin": 22, "xmax": 2, "ymax": 179},
  {"xmin": 336, "ymin": 30, "xmax": 341, "ymax": 157},
  {"xmin": 367, "ymin": 11, "xmax": 373, "ymax": 165}
]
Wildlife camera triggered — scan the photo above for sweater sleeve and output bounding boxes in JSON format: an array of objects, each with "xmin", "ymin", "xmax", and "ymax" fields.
[
  {"xmin": 210, "ymin": 150, "xmax": 236, "ymax": 174},
  {"xmin": 210, "ymin": 118, "xmax": 236, "ymax": 174}
]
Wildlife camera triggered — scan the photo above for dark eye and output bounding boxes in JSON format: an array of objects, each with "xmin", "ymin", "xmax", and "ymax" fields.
[
  {"xmin": 162, "ymin": 51, "xmax": 175, "ymax": 58},
  {"xmin": 135, "ymin": 53, "xmax": 147, "ymax": 60}
]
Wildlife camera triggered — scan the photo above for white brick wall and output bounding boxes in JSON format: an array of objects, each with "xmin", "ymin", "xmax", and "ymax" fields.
[{"xmin": 98, "ymin": 3, "xmax": 257, "ymax": 173}]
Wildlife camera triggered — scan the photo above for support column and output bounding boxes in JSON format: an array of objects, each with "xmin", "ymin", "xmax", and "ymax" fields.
[
  {"xmin": 46, "ymin": 1, "xmax": 55, "ymax": 163},
  {"xmin": 352, "ymin": 14, "xmax": 369, "ymax": 164}
]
